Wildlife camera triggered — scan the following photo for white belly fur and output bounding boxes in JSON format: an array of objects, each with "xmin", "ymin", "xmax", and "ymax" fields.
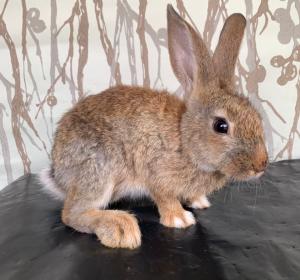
[{"xmin": 111, "ymin": 183, "xmax": 150, "ymax": 203}]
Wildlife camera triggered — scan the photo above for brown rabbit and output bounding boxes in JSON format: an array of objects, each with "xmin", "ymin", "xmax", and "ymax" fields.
[{"xmin": 40, "ymin": 5, "xmax": 268, "ymax": 249}]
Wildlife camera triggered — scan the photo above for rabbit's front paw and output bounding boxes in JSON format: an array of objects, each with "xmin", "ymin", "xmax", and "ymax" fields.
[
  {"xmin": 160, "ymin": 210, "xmax": 196, "ymax": 228},
  {"xmin": 189, "ymin": 195, "xmax": 211, "ymax": 209}
]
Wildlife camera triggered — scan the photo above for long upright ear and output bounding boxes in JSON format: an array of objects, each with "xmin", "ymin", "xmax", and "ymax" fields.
[
  {"xmin": 212, "ymin": 14, "xmax": 246, "ymax": 90},
  {"xmin": 167, "ymin": 5, "xmax": 216, "ymax": 99}
]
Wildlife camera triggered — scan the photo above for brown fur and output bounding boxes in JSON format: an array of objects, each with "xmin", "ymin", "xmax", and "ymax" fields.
[{"xmin": 46, "ymin": 5, "xmax": 268, "ymax": 249}]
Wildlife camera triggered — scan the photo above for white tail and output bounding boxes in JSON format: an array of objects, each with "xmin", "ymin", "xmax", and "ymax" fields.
[{"xmin": 38, "ymin": 167, "xmax": 66, "ymax": 200}]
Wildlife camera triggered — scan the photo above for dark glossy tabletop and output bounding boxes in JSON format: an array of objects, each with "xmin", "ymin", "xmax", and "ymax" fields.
[{"xmin": 0, "ymin": 160, "xmax": 300, "ymax": 280}]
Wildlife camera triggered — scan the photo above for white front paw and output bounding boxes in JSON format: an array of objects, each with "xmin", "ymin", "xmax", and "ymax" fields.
[
  {"xmin": 190, "ymin": 195, "xmax": 211, "ymax": 209},
  {"xmin": 173, "ymin": 210, "xmax": 196, "ymax": 228},
  {"xmin": 183, "ymin": 210, "xmax": 196, "ymax": 225},
  {"xmin": 161, "ymin": 210, "xmax": 196, "ymax": 228}
]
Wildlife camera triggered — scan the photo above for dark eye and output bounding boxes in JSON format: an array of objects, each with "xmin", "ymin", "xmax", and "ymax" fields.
[{"xmin": 213, "ymin": 118, "xmax": 229, "ymax": 134}]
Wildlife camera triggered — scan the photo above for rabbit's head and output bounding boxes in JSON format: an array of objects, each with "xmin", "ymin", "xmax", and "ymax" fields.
[{"xmin": 167, "ymin": 5, "xmax": 268, "ymax": 181}]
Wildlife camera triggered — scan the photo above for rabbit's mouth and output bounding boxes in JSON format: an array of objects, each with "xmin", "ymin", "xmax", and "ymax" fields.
[
  {"xmin": 224, "ymin": 167, "xmax": 266, "ymax": 182},
  {"xmin": 245, "ymin": 171, "xmax": 265, "ymax": 181},
  {"xmin": 235, "ymin": 170, "xmax": 265, "ymax": 182}
]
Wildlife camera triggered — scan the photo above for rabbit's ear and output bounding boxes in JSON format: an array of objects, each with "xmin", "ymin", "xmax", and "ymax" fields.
[
  {"xmin": 167, "ymin": 5, "xmax": 216, "ymax": 99},
  {"xmin": 213, "ymin": 14, "xmax": 246, "ymax": 90}
]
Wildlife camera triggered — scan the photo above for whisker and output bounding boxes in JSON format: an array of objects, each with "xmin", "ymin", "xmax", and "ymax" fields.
[
  {"xmin": 252, "ymin": 180, "xmax": 261, "ymax": 214},
  {"xmin": 224, "ymin": 189, "xmax": 228, "ymax": 203}
]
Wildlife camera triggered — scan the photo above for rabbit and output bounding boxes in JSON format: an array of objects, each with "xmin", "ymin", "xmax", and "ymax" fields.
[{"xmin": 39, "ymin": 5, "xmax": 268, "ymax": 249}]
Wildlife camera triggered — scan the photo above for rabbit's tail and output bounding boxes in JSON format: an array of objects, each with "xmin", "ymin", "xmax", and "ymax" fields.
[{"xmin": 38, "ymin": 167, "xmax": 66, "ymax": 200}]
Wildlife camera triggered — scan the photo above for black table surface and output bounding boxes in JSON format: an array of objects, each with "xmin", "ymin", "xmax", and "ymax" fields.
[{"xmin": 1, "ymin": 160, "xmax": 300, "ymax": 280}]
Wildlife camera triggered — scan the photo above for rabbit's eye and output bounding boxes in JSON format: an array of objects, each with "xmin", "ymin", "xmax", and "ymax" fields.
[{"xmin": 213, "ymin": 118, "xmax": 228, "ymax": 134}]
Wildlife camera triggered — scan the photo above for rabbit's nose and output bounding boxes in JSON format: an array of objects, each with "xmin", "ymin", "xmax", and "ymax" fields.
[
  {"xmin": 255, "ymin": 158, "xmax": 268, "ymax": 172},
  {"xmin": 253, "ymin": 144, "xmax": 268, "ymax": 172}
]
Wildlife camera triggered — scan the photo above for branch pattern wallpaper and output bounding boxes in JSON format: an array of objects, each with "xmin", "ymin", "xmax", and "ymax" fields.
[{"xmin": 0, "ymin": 0, "xmax": 300, "ymax": 189}]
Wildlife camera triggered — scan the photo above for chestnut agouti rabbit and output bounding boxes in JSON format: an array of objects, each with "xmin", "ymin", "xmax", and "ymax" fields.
[{"xmin": 40, "ymin": 5, "xmax": 268, "ymax": 249}]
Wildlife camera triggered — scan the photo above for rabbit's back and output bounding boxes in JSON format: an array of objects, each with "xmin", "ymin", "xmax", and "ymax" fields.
[
  {"xmin": 51, "ymin": 86, "xmax": 186, "ymax": 194},
  {"xmin": 54, "ymin": 86, "xmax": 185, "ymax": 148}
]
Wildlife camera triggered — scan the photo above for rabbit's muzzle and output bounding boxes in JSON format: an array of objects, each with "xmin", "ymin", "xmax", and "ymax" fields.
[{"xmin": 251, "ymin": 142, "xmax": 269, "ymax": 174}]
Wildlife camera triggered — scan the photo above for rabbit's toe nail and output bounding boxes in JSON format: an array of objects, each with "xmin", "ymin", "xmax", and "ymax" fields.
[{"xmin": 190, "ymin": 195, "xmax": 211, "ymax": 209}]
